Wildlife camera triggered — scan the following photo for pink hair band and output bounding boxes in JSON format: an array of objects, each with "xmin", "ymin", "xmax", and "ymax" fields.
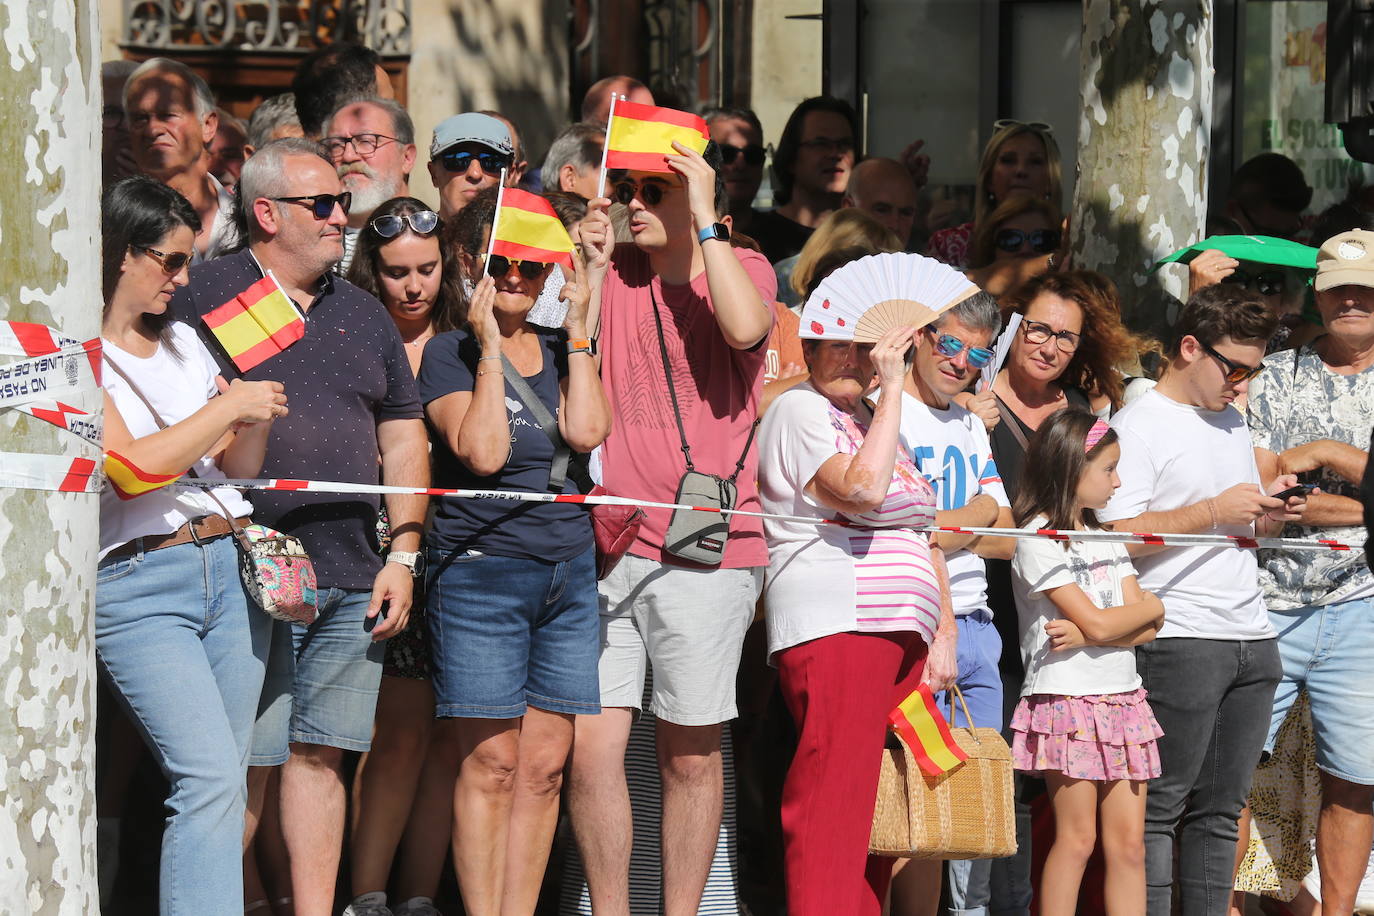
[{"xmin": 1084, "ymin": 419, "xmax": 1111, "ymax": 453}]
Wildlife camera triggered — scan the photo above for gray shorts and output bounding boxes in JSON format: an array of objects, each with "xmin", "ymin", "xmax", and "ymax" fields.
[{"xmin": 597, "ymin": 554, "xmax": 762, "ymax": 726}]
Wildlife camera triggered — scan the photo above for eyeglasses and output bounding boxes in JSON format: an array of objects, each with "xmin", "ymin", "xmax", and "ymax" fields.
[
  {"xmin": 438, "ymin": 150, "xmax": 510, "ymax": 176},
  {"xmin": 482, "ymin": 254, "xmax": 550, "ymax": 281},
  {"xmin": 371, "ymin": 210, "xmax": 440, "ymax": 239},
  {"xmin": 1225, "ymin": 267, "xmax": 1287, "ymax": 297},
  {"xmin": 797, "ymin": 136, "xmax": 855, "ymax": 154},
  {"xmin": 993, "ymin": 119, "xmax": 1053, "ymax": 133},
  {"xmin": 1021, "ymin": 319, "xmax": 1081, "ymax": 353},
  {"xmin": 933, "ymin": 332, "xmax": 995, "ymax": 368},
  {"xmin": 718, "ymin": 142, "xmax": 766, "ymax": 166},
  {"xmin": 995, "ymin": 228, "xmax": 1060, "ymax": 254},
  {"xmin": 272, "ymin": 192, "xmax": 352, "ymax": 219},
  {"xmin": 320, "ymin": 133, "xmax": 397, "ymax": 159},
  {"xmin": 1199, "ymin": 341, "xmax": 1263, "ymax": 384},
  {"xmin": 134, "ymin": 245, "xmax": 191, "ymax": 275},
  {"xmin": 612, "ymin": 179, "xmax": 670, "ymax": 207}
]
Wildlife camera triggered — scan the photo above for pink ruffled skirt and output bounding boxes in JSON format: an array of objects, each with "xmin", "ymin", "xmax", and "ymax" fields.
[{"xmin": 1010, "ymin": 688, "xmax": 1163, "ymax": 781}]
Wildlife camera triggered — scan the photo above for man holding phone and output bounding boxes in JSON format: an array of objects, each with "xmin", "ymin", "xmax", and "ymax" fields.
[
  {"xmin": 1246, "ymin": 229, "xmax": 1374, "ymax": 916},
  {"xmin": 1099, "ymin": 284, "xmax": 1306, "ymax": 916}
]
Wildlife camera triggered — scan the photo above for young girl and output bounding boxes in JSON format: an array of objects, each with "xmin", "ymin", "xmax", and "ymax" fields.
[{"xmin": 1009, "ymin": 408, "xmax": 1165, "ymax": 916}]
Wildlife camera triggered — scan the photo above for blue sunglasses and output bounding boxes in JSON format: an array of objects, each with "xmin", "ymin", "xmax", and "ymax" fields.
[{"xmin": 934, "ymin": 333, "xmax": 995, "ymax": 368}]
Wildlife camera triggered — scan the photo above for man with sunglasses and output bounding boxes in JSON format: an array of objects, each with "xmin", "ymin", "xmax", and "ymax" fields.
[
  {"xmin": 321, "ymin": 95, "xmax": 417, "ymax": 273},
  {"xmin": 1099, "ymin": 286, "xmax": 1307, "ymax": 916},
  {"xmin": 1243, "ymin": 230, "xmax": 1374, "ymax": 916},
  {"xmin": 567, "ymin": 140, "xmax": 775, "ymax": 916},
  {"xmin": 170, "ymin": 138, "xmax": 429, "ymax": 916},
  {"xmin": 898, "ymin": 293, "xmax": 1015, "ymax": 914},
  {"xmin": 427, "ymin": 112, "xmax": 515, "ymax": 219},
  {"xmin": 705, "ymin": 107, "xmax": 767, "ymax": 237}
]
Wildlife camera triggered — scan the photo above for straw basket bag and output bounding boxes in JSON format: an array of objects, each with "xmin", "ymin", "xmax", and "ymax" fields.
[{"xmin": 869, "ymin": 686, "xmax": 1016, "ymax": 859}]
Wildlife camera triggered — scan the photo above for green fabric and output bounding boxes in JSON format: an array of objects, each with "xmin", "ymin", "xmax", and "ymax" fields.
[{"xmin": 1153, "ymin": 235, "xmax": 1319, "ymax": 271}]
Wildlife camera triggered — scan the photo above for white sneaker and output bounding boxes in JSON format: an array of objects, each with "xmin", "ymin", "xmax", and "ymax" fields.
[
  {"xmin": 393, "ymin": 898, "xmax": 443, "ymax": 916},
  {"xmin": 342, "ymin": 891, "xmax": 393, "ymax": 916}
]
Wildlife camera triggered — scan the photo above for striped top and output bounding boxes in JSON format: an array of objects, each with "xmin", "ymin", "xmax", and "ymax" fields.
[{"xmin": 758, "ymin": 383, "xmax": 942, "ymax": 659}]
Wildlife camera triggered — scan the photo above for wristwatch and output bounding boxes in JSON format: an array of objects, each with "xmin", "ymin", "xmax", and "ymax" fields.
[
  {"xmin": 697, "ymin": 222, "xmax": 730, "ymax": 244},
  {"xmin": 386, "ymin": 550, "xmax": 422, "ymax": 577},
  {"xmin": 566, "ymin": 337, "xmax": 597, "ymax": 356}
]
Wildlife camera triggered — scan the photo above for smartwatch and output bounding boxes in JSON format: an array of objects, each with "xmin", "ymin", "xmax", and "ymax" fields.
[
  {"xmin": 566, "ymin": 337, "xmax": 597, "ymax": 356},
  {"xmin": 697, "ymin": 222, "xmax": 730, "ymax": 245}
]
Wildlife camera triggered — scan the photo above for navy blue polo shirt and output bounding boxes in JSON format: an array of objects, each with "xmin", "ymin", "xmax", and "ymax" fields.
[{"xmin": 170, "ymin": 248, "xmax": 422, "ymax": 590}]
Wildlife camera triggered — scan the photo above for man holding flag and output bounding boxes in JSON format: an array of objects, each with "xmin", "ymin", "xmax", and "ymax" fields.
[
  {"xmin": 171, "ymin": 137, "xmax": 429, "ymax": 916},
  {"xmin": 566, "ymin": 101, "xmax": 775, "ymax": 916}
]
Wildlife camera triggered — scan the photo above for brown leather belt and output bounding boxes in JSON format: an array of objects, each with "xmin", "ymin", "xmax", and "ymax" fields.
[{"xmin": 106, "ymin": 515, "xmax": 249, "ymax": 560}]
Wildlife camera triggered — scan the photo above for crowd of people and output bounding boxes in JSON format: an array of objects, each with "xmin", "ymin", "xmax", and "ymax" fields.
[{"xmin": 90, "ymin": 40, "xmax": 1374, "ymax": 916}]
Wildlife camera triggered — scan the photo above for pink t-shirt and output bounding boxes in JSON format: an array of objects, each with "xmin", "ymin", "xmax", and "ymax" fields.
[{"xmin": 599, "ymin": 244, "xmax": 778, "ymax": 568}]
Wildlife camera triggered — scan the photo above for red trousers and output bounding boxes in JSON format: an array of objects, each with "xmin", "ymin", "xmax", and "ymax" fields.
[{"xmin": 776, "ymin": 630, "xmax": 929, "ymax": 916}]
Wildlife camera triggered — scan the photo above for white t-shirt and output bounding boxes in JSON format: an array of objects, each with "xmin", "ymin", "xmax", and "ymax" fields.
[
  {"xmin": 1012, "ymin": 516, "xmax": 1142, "ymax": 696},
  {"xmin": 1099, "ymin": 389, "xmax": 1273, "ymax": 640},
  {"xmin": 760, "ymin": 383, "xmax": 940, "ymax": 660},
  {"xmin": 100, "ymin": 323, "xmax": 254, "ymax": 560},
  {"xmin": 898, "ymin": 393, "xmax": 1008, "ymax": 616}
]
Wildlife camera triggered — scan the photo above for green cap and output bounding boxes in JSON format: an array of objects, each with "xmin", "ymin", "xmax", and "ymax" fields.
[{"xmin": 1152, "ymin": 235, "xmax": 1319, "ymax": 272}]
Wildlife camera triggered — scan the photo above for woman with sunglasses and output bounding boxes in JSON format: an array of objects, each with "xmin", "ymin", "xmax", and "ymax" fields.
[
  {"xmin": 343, "ymin": 196, "xmax": 467, "ymax": 916},
  {"xmin": 416, "ymin": 185, "xmax": 610, "ymax": 915},
  {"xmin": 97, "ymin": 176, "xmax": 288, "ymax": 914},
  {"xmin": 927, "ymin": 121, "xmax": 1063, "ymax": 271},
  {"xmin": 966, "ymin": 196, "xmax": 1062, "ymax": 285}
]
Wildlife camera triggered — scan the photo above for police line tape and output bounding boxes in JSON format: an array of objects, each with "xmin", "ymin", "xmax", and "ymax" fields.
[{"xmin": 176, "ymin": 477, "xmax": 1365, "ymax": 553}]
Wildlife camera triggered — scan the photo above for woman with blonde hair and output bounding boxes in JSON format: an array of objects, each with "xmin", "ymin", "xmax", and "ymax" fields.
[
  {"xmin": 967, "ymin": 196, "xmax": 1062, "ymax": 271},
  {"xmin": 776, "ymin": 207, "xmax": 902, "ymax": 309}
]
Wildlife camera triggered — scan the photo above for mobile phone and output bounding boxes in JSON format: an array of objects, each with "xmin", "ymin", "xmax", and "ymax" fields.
[{"xmin": 1271, "ymin": 483, "xmax": 1316, "ymax": 501}]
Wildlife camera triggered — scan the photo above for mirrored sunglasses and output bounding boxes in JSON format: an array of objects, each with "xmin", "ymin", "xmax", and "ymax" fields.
[
  {"xmin": 439, "ymin": 150, "xmax": 510, "ymax": 176},
  {"xmin": 934, "ymin": 333, "xmax": 995, "ymax": 368},
  {"xmin": 273, "ymin": 192, "xmax": 352, "ymax": 219},
  {"xmin": 995, "ymin": 228, "xmax": 1060, "ymax": 254},
  {"xmin": 371, "ymin": 210, "xmax": 440, "ymax": 239}
]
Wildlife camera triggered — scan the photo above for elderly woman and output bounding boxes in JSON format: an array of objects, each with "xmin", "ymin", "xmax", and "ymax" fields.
[
  {"xmin": 758, "ymin": 321, "xmax": 957, "ymax": 915},
  {"xmin": 416, "ymin": 186, "xmax": 610, "ymax": 915}
]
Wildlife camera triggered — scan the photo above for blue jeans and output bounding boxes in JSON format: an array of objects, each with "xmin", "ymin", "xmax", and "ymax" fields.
[
  {"xmin": 1137, "ymin": 637, "xmax": 1281, "ymax": 916},
  {"xmin": 96, "ymin": 536, "xmax": 270, "ymax": 916}
]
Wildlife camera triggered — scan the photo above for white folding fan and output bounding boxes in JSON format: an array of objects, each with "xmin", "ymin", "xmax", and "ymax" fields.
[{"xmin": 799, "ymin": 252, "xmax": 980, "ymax": 342}]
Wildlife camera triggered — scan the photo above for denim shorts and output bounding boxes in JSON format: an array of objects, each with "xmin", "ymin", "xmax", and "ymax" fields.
[
  {"xmin": 249, "ymin": 587, "xmax": 385, "ymax": 764},
  {"xmin": 1265, "ymin": 595, "xmax": 1374, "ymax": 784},
  {"xmin": 426, "ymin": 543, "xmax": 601, "ymax": 719}
]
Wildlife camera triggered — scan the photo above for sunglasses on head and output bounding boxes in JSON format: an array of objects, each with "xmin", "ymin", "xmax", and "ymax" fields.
[
  {"xmin": 1225, "ymin": 267, "xmax": 1287, "ymax": 297},
  {"xmin": 993, "ymin": 118, "xmax": 1053, "ymax": 133},
  {"xmin": 1199, "ymin": 340, "xmax": 1263, "ymax": 384},
  {"xmin": 439, "ymin": 149, "xmax": 510, "ymax": 176},
  {"xmin": 135, "ymin": 244, "xmax": 191, "ymax": 275},
  {"xmin": 718, "ymin": 142, "xmax": 766, "ymax": 166},
  {"xmin": 482, "ymin": 254, "xmax": 550, "ymax": 280},
  {"xmin": 995, "ymin": 228, "xmax": 1060, "ymax": 254},
  {"xmin": 273, "ymin": 192, "xmax": 352, "ymax": 219},
  {"xmin": 933, "ymin": 332, "xmax": 995, "ymax": 368},
  {"xmin": 612, "ymin": 179, "xmax": 670, "ymax": 207},
  {"xmin": 371, "ymin": 210, "xmax": 440, "ymax": 239}
]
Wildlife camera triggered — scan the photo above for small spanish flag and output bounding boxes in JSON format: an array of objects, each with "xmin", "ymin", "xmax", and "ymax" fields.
[
  {"xmin": 104, "ymin": 450, "xmax": 183, "ymax": 500},
  {"xmin": 604, "ymin": 99, "xmax": 710, "ymax": 172},
  {"xmin": 202, "ymin": 274, "xmax": 305, "ymax": 373},
  {"xmin": 490, "ymin": 188, "xmax": 576, "ymax": 269},
  {"xmin": 889, "ymin": 684, "xmax": 969, "ymax": 777}
]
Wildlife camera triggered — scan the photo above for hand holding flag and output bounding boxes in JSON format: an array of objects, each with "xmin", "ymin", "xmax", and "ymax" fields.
[{"xmin": 598, "ymin": 97, "xmax": 711, "ymax": 197}]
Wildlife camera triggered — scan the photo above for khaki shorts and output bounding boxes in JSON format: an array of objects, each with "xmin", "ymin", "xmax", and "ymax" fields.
[{"xmin": 597, "ymin": 554, "xmax": 763, "ymax": 726}]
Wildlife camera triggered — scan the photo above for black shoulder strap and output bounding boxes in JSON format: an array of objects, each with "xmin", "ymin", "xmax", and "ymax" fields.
[{"xmin": 499, "ymin": 352, "xmax": 570, "ymax": 493}]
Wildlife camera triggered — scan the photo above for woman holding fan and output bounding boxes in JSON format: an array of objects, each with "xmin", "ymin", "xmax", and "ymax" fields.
[{"xmin": 757, "ymin": 252, "xmax": 971, "ymax": 914}]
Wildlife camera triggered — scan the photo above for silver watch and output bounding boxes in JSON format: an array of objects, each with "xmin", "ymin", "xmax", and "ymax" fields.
[{"xmin": 386, "ymin": 550, "xmax": 420, "ymax": 574}]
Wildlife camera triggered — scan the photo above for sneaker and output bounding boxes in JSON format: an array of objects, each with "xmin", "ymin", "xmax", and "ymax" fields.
[
  {"xmin": 342, "ymin": 892, "xmax": 393, "ymax": 916},
  {"xmin": 394, "ymin": 898, "xmax": 443, "ymax": 916}
]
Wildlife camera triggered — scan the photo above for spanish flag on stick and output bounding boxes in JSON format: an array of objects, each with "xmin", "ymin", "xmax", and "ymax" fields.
[
  {"xmin": 488, "ymin": 185, "xmax": 576, "ymax": 270},
  {"xmin": 601, "ymin": 97, "xmax": 710, "ymax": 175},
  {"xmin": 890, "ymin": 684, "xmax": 969, "ymax": 777},
  {"xmin": 202, "ymin": 273, "xmax": 305, "ymax": 373},
  {"xmin": 104, "ymin": 450, "xmax": 183, "ymax": 500}
]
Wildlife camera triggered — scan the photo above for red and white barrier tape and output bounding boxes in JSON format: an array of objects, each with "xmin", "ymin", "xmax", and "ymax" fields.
[{"xmin": 178, "ymin": 478, "xmax": 1363, "ymax": 552}]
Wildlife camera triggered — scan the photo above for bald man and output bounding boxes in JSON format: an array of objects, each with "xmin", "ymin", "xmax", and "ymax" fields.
[
  {"xmin": 581, "ymin": 75, "xmax": 654, "ymax": 124},
  {"xmin": 843, "ymin": 157, "xmax": 918, "ymax": 248}
]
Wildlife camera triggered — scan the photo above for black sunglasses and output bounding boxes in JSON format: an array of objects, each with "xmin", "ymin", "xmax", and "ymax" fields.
[
  {"xmin": 612, "ymin": 179, "xmax": 670, "ymax": 207},
  {"xmin": 483, "ymin": 254, "xmax": 550, "ymax": 280},
  {"xmin": 439, "ymin": 150, "xmax": 510, "ymax": 176},
  {"xmin": 371, "ymin": 210, "xmax": 440, "ymax": 239},
  {"xmin": 718, "ymin": 142, "xmax": 766, "ymax": 166},
  {"xmin": 135, "ymin": 244, "xmax": 191, "ymax": 275},
  {"xmin": 995, "ymin": 228, "xmax": 1060, "ymax": 254},
  {"xmin": 1226, "ymin": 268, "xmax": 1287, "ymax": 297},
  {"xmin": 273, "ymin": 192, "xmax": 352, "ymax": 219},
  {"xmin": 1199, "ymin": 340, "xmax": 1263, "ymax": 384}
]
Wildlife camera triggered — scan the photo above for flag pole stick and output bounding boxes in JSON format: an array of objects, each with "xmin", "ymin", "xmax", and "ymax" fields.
[
  {"xmin": 485, "ymin": 169, "xmax": 507, "ymax": 266},
  {"xmin": 595, "ymin": 93, "xmax": 619, "ymax": 200}
]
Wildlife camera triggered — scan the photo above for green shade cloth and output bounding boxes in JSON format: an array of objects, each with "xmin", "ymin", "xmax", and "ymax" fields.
[{"xmin": 1153, "ymin": 235, "xmax": 1319, "ymax": 272}]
